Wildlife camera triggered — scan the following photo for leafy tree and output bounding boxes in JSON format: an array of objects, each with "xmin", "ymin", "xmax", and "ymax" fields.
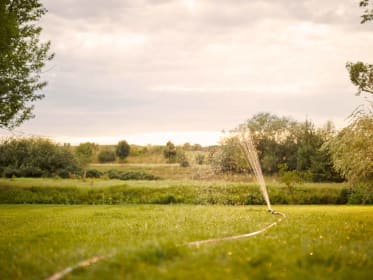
[
  {"xmin": 0, "ymin": 0, "xmax": 54, "ymax": 128},
  {"xmin": 210, "ymin": 136, "xmax": 248, "ymax": 173},
  {"xmin": 75, "ymin": 142, "xmax": 97, "ymax": 178},
  {"xmin": 163, "ymin": 141, "xmax": 177, "ymax": 163},
  {"xmin": 116, "ymin": 140, "xmax": 130, "ymax": 161},
  {"xmin": 97, "ymin": 149, "xmax": 116, "ymax": 163},
  {"xmin": 328, "ymin": 116, "xmax": 373, "ymax": 184},
  {"xmin": 242, "ymin": 113, "xmax": 299, "ymax": 174},
  {"xmin": 345, "ymin": 1, "xmax": 373, "ymax": 101},
  {"xmin": 346, "ymin": 62, "xmax": 373, "ymax": 95}
]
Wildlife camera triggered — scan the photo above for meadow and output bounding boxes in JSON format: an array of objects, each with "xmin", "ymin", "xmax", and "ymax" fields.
[
  {"xmin": 1, "ymin": 164, "xmax": 371, "ymax": 279},
  {"xmin": 0, "ymin": 205, "xmax": 372, "ymax": 280}
]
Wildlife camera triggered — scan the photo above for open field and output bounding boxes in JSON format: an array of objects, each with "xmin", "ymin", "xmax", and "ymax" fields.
[{"xmin": 0, "ymin": 205, "xmax": 372, "ymax": 280}]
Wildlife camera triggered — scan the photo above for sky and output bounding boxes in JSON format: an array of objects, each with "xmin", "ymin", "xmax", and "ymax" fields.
[{"xmin": 2, "ymin": 0, "xmax": 373, "ymax": 145}]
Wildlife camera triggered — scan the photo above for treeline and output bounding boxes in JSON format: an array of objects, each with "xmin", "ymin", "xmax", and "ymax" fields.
[
  {"xmin": 209, "ymin": 113, "xmax": 343, "ymax": 182},
  {"xmin": 0, "ymin": 138, "xmax": 206, "ymax": 178},
  {"xmin": 208, "ymin": 112, "xmax": 372, "ymax": 202}
]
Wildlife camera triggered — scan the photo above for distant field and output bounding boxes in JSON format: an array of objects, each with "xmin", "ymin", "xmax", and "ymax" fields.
[{"xmin": 0, "ymin": 205, "xmax": 372, "ymax": 280}]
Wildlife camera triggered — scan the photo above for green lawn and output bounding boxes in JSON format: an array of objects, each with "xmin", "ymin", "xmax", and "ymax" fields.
[{"xmin": 1, "ymin": 205, "xmax": 372, "ymax": 279}]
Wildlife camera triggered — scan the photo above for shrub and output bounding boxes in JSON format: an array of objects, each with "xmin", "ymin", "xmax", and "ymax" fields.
[
  {"xmin": 177, "ymin": 152, "xmax": 190, "ymax": 167},
  {"xmin": 107, "ymin": 169, "xmax": 121, "ymax": 179},
  {"xmin": 195, "ymin": 154, "xmax": 205, "ymax": 165},
  {"xmin": 119, "ymin": 171, "xmax": 158, "ymax": 180},
  {"xmin": 0, "ymin": 138, "xmax": 79, "ymax": 178},
  {"xmin": 86, "ymin": 169, "xmax": 103, "ymax": 178},
  {"xmin": 105, "ymin": 169, "xmax": 159, "ymax": 180},
  {"xmin": 97, "ymin": 150, "xmax": 116, "ymax": 163}
]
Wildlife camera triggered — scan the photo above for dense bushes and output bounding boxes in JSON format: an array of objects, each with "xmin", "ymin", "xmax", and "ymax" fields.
[
  {"xmin": 0, "ymin": 138, "xmax": 79, "ymax": 177},
  {"xmin": 106, "ymin": 169, "xmax": 159, "ymax": 180}
]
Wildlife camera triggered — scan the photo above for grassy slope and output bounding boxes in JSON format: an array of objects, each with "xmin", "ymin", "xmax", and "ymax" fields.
[{"xmin": 0, "ymin": 205, "xmax": 372, "ymax": 280}]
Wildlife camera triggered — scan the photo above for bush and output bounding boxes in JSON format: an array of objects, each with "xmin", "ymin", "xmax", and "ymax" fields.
[
  {"xmin": 119, "ymin": 171, "xmax": 158, "ymax": 180},
  {"xmin": 105, "ymin": 169, "xmax": 159, "ymax": 180},
  {"xmin": 97, "ymin": 150, "xmax": 116, "ymax": 163},
  {"xmin": 3, "ymin": 168, "xmax": 21, "ymax": 178},
  {"xmin": 107, "ymin": 169, "xmax": 121, "ymax": 179},
  {"xmin": 195, "ymin": 154, "xmax": 205, "ymax": 165},
  {"xmin": 19, "ymin": 167, "xmax": 44, "ymax": 178},
  {"xmin": 56, "ymin": 169, "xmax": 71, "ymax": 179},
  {"xmin": 177, "ymin": 152, "xmax": 190, "ymax": 167},
  {"xmin": 0, "ymin": 138, "xmax": 79, "ymax": 178},
  {"xmin": 86, "ymin": 169, "xmax": 103, "ymax": 178}
]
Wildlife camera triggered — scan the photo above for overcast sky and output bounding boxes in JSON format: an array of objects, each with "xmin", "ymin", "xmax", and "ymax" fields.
[{"xmin": 3, "ymin": 0, "xmax": 373, "ymax": 145}]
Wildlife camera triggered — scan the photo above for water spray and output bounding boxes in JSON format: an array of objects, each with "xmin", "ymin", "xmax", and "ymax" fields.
[{"xmin": 238, "ymin": 128, "xmax": 272, "ymax": 212}]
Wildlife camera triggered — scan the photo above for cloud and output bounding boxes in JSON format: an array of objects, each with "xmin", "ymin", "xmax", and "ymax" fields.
[{"xmin": 16, "ymin": 0, "xmax": 372, "ymax": 144}]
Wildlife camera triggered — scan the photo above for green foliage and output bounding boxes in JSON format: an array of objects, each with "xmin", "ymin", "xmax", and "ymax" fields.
[
  {"xmin": 218, "ymin": 113, "xmax": 341, "ymax": 182},
  {"xmin": 97, "ymin": 149, "xmax": 116, "ymax": 163},
  {"xmin": 75, "ymin": 142, "xmax": 97, "ymax": 167},
  {"xmin": 210, "ymin": 136, "xmax": 248, "ymax": 173},
  {"xmin": 106, "ymin": 169, "xmax": 159, "ymax": 180},
  {"xmin": 116, "ymin": 140, "xmax": 130, "ymax": 160},
  {"xmin": 328, "ymin": 116, "xmax": 373, "ymax": 185},
  {"xmin": 359, "ymin": 0, "xmax": 373, "ymax": 23},
  {"xmin": 85, "ymin": 169, "xmax": 103, "ymax": 178},
  {"xmin": 0, "ymin": 0, "xmax": 54, "ymax": 128},
  {"xmin": 346, "ymin": 61, "xmax": 373, "ymax": 95},
  {"xmin": 0, "ymin": 138, "xmax": 79, "ymax": 177},
  {"xmin": 278, "ymin": 164, "xmax": 310, "ymax": 200},
  {"xmin": 176, "ymin": 150, "xmax": 190, "ymax": 167},
  {"xmin": 163, "ymin": 141, "xmax": 177, "ymax": 163}
]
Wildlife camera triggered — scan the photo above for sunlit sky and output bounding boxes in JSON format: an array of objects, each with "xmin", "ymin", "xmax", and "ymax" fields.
[{"xmin": 2, "ymin": 0, "xmax": 372, "ymax": 145}]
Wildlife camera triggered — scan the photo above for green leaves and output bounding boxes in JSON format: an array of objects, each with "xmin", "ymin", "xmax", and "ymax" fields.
[
  {"xmin": 346, "ymin": 62, "xmax": 373, "ymax": 96},
  {"xmin": 360, "ymin": 0, "xmax": 373, "ymax": 23},
  {"xmin": 0, "ymin": 0, "xmax": 53, "ymax": 128},
  {"xmin": 327, "ymin": 116, "xmax": 373, "ymax": 184}
]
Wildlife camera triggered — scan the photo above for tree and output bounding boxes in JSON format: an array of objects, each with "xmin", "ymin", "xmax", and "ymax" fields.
[
  {"xmin": 116, "ymin": 140, "xmax": 130, "ymax": 161},
  {"xmin": 346, "ymin": 62, "xmax": 373, "ymax": 95},
  {"xmin": 163, "ymin": 141, "xmax": 177, "ymax": 163},
  {"xmin": 328, "ymin": 116, "xmax": 373, "ymax": 184},
  {"xmin": 75, "ymin": 142, "xmax": 97, "ymax": 178},
  {"xmin": 210, "ymin": 136, "xmax": 248, "ymax": 174},
  {"xmin": 0, "ymin": 0, "xmax": 54, "ymax": 128},
  {"xmin": 345, "ymin": 1, "xmax": 373, "ymax": 98}
]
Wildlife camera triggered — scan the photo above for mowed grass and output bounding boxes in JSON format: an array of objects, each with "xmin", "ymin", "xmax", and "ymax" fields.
[{"xmin": 0, "ymin": 205, "xmax": 372, "ymax": 280}]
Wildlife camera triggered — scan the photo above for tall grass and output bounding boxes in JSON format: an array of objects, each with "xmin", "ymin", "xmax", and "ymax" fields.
[{"xmin": 0, "ymin": 178, "xmax": 354, "ymax": 205}]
